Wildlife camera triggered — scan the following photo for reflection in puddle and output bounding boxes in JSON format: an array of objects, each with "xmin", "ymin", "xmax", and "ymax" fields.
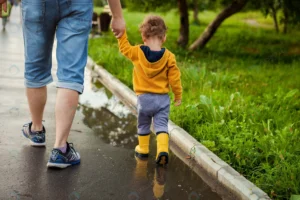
[
  {"xmin": 79, "ymin": 103, "xmax": 137, "ymax": 148},
  {"xmin": 131, "ymin": 157, "xmax": 168, "ymax": 200},
  {"xmin": 79, "ymin": 71, "xmax": 137, "ymax": 149}
]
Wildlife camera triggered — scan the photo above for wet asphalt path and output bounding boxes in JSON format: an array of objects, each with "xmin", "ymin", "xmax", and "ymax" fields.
[{"xmin": 0, "ymin": 7, "xmax": 236, "ymax": 200}]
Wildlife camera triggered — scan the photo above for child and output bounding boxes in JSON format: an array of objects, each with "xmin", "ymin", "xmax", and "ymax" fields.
[{"xmin": 117, "ymin": 15, "xmax": 182, "ymax": 165}]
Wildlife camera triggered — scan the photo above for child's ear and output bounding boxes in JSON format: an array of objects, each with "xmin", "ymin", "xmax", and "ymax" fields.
[
  {"xmin": 163, "ymin": 35, "xmax": 167, "ymax": 43},
  {"xmin": 141, "ymin": 34, "xmax": 146, "ymax": 42}
]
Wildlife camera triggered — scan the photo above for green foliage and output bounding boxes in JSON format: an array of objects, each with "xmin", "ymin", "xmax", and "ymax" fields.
[
  {"xmin": 124, "ymin": 0, "xmax": 176, "ymax": 12},
  {"xmin": 89, "ymin": 8, "xmax": 300, "ymax": 200},
  {"xmin": 283, "ymin": 0, "xmax": 300, "ymax": 24},
  {"xmin": 93, "ymin": 0, "xmax": 106, "ymax": 7},
  {"xmin": 248, "ymin": 0, "xmax": 300, "ymax": 29},
  {"xmin": 290, "ymin": 195, "xmax": 300, "ymax": 200},
  {"xmin": 188, "ymin": 0, "xmax": 219, "ymax": 11}
]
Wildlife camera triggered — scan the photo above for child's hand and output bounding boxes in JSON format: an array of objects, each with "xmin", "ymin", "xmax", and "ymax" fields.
[{"xmin": 174, "ymin": 99, "xmax": 181, "ymax": 107}]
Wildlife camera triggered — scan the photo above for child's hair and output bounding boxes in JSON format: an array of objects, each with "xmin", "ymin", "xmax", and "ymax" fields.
[{"xmin": 139, "ymin": 15, "xmax": 167, "ymax": 40}]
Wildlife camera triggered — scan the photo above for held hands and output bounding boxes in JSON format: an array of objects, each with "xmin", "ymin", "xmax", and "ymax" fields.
[
  {"xmin": 0, "ymin": 0, "xmax": 7, "ymax": 18},
  {"xmin": 174, "ymin": 99, "xmax": 181, "ymax": 107},
  {"xmin": 111, "ymin": 17, "xmax": 126, "ymax": 39}
]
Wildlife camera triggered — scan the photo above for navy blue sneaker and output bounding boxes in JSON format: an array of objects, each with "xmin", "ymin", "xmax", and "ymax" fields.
[
  {"xmin": 22, "ymin": 122, "xmax": 46, "ymax": 146},
  {"xmin": 47, "ymin": 142, "xmax": 81, "ymax": 168}
]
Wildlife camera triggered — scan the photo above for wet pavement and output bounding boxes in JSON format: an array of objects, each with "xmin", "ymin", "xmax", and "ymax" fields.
[{"xmin": 0, "ymin": 7, "xmax": 237, "ymax": 200}]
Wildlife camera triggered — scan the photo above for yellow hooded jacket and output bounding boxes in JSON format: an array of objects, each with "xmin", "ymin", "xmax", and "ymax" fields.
[{"xmin": 118, "ymin": 32, "xmax": 182, "ymax": 100}]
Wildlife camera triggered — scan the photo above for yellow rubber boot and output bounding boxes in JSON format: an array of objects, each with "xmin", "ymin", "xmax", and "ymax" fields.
[
  {"xmin": 135, "ymin": 135, "xmax": 150, "ymax": 159},
  {"xmin": 156, "ymin": 133, "xmax": 169, "ymax": 165}
]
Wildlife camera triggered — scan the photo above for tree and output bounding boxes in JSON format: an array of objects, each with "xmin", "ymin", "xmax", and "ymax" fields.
[
  {"xmin": 178, "ymin": 0, "xmax": 190, "ymax": 47},
  {"xmin": 282, "ymin": 5, "xmax": 288, "ymax": 34},
  {"xmin": 280, "ymin": 0, "xmax": 300, "ymax": 34},
  {"xmin": 269, "ymin": 1, "xmax": 280, "ymax": 33},
  {"xmin": 192, "ymin": 0, "xmax": 200, "ymax": 24},
  {"xmin": 189, "ymin": 0, "xmax": 248, "ymax": 51},
  {"xmin": 260, "ymin": 0, "xmax": 281, "ymax": 33},
  {"xmin": 257, "ymin": 0, "xmax": 300, "ymax": 34}
]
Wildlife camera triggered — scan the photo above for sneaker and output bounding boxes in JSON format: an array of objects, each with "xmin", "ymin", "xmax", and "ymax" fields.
[
  {"xmin": 22, "ymin": 122, "xmax": 46, "ymax": 146},
  {"xmin": 47, "ymin": 142, "xmax": 81, "ymax": 168}
]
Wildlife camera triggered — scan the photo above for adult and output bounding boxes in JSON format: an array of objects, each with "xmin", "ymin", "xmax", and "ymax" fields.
[
  {"xmin": 0, "ymin": 0, "xmax": 125, "ymax": 168},
  {"xmin": 1, "ymin": 0, "xmax": 13, "ymax": 30},
  {"xmin": 0, "ymin": 0, "xmax": 7, "ymax": 17}
]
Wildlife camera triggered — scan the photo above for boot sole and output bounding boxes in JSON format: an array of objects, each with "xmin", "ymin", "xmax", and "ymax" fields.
[
  {"xmin": 156, "ymin": 152, "xmax": 168, "ymax": 165},
  {"xmin": 135, "ymin": 151, "xmax": 149, "ymax": 159}
]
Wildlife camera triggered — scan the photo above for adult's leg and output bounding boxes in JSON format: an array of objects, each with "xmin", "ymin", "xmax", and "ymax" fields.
[
  {"xmin": 27, "ymin": 87, "xmax": 47, "ymax": 131},
  {"xmin": 47, "ymin": 0, "xmax": 93, "ymax": 168},
  {"xmin": 54, "ymin": 88, "xmax": 78, "ymax": 148},
  {"xmin": 53, "ymin": 0, "xmax": 93, "ymax": 148},
  {"xmin": 21, "ymin": 0, "xmax": 56, "ymax": 145}
]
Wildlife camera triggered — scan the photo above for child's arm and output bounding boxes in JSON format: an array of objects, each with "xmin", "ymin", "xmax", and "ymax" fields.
[
  {"xmin": 168, "ymin": 54, "xmax": 182, "ymax": 105},
  {"xmin": 117, "ymin": 31, "xmax": 138, "ymax": 61}
]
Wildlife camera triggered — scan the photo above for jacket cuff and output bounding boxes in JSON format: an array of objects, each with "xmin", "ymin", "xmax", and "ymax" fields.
[
  {"xmin": 174, "ymin": 94, "xmax": 182, "ymax": 100},
  {"xmin": 118, "ymin": 30, "xmax": 127, "ymax": 40}
]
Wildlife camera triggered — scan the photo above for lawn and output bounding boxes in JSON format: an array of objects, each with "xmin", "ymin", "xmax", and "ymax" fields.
[{"xmin": 89, "ymin": 8, "xmax": 300, "ymax": 200}]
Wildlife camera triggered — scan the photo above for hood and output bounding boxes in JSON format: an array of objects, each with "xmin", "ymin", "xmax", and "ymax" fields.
[{"xmin": 137, "ymin": 48, "xmax": 170, "ymax": 78}]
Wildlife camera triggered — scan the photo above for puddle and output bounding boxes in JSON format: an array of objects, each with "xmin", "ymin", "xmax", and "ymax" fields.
[{"xmin": 79, "ymin": 72, "xmax": 138, "ymax": 149}]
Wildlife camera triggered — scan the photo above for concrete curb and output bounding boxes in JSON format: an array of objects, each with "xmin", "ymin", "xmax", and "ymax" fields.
[{"xmin": 86, "ymin": 57, "xmax": 271, "ymax": 200}]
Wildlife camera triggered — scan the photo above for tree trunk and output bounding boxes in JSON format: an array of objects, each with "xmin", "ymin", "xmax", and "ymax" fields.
[
  {"xmin": 177, "ymin": 0, "xmax": 189, "ymax": 47},
  {"xmin": 193, "ymin": 0, "xmax": 200, "ymax": 24},
  {"xmin": 270, "ymin": 6, "xmax": 279, "ymax": 33},
  {"xmin": 283, "ymin": 7, "xmax": 288, "ymax": 34},
  {"xmin": 189, "ymin": 0, "xmax": 248, "ymax": 51}
]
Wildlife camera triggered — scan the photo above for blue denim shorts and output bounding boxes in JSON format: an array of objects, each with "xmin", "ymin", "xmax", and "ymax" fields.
[
  {"xmin": 22, "ymin": 0, "xmax": 93, "ymax": 93},
  {"xmin": 137, "ymin": 93, "xmax": 170, "ymax": 135}
]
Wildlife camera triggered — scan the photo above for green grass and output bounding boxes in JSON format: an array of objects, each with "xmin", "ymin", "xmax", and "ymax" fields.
[
  {"xmin": 93, "ymin": 7, "xmax": 103, "ymax": 15},
  {"xmin": 89, "ymin": 8, "xmax": 300, "ymax": 200}
]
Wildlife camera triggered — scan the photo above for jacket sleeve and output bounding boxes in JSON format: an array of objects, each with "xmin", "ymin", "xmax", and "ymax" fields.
[
  {"xmin": 168, "ymin": 53, "xmax": 182, "ymax": 100},
  {"xmin": 117, "ymin": 31, "xmax": 138, "ymax": 61}
]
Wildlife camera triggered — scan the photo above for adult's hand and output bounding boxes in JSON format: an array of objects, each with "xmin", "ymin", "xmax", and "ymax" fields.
[
  {"xmin": 0, "ymin": 0, "xmax": 7, "ymax": 18},
  {"xmin": 107, "ymin": 0, "xmax": 125, "ymax": 38},
  {"xmin": 111, "ymin": 17, "xmax": 125, "ymax": 39}
]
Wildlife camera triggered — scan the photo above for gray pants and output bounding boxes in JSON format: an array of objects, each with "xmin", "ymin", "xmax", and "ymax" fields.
[{"xmin": 137, "ymin": 93, "xmax": 170, "ymax": 135}]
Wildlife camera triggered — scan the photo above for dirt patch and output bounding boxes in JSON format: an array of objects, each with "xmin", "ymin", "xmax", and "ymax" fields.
[
  {"xmin": 243, "ymin": 47, "xmax": 260, "ymax": 54},
  {"xmin": 288, "ymin": 45, "xmax": 300, "ymax": 55},
  {"xmin": 244, "ymin": 19, "xmax": 273, "ymax": 29}
]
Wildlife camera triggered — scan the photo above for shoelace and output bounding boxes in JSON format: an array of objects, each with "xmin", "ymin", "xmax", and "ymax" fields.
[
  {"xmin": 68, "ymin": 143, "xmax": 77, "ymax": 152},
  {"xmin": 23, "ymin": 121, "xmax": 45, "ymax": 129}
]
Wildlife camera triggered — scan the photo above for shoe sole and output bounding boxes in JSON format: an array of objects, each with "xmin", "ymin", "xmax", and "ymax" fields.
[
  {"xmin": 47, "ymin": 160, "xmax": 80, "ymax": 168},
  {"xmin": 156, "ymin": 152, "xmax": 169, "ymax": 165},
  {"xmin": 22, "ymin": 131, "xmax": 46, "ymax": 146}
]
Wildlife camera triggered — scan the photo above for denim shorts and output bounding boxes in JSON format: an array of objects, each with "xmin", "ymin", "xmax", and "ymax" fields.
[
  {"xmin": 22, "ymin": 0, "xmax": 93, "ymax": 93},
  {"xmin": 137, "ymin": 93, "xmax": 170, "ymax": 135}
]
